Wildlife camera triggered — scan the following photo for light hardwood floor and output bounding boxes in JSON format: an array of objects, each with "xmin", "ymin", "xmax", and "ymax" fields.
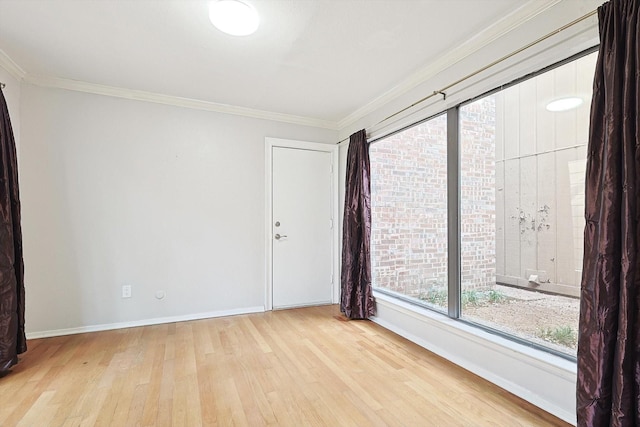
[{"xmin": 0, "ymin": 305, "xmax": 570, "ymax": 426}]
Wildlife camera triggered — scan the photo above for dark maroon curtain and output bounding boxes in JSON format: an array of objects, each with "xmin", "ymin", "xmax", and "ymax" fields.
[
  {"xmin": 576, "ymin": 0, "xmax": 640, "ymax": 425},
  {"xmin": 341, "ymin": 129, "xmax": 375, "ymax": 319},
  {"xmin": 0, "ymin": 87, "xmax": 26, "ymax": 376}
]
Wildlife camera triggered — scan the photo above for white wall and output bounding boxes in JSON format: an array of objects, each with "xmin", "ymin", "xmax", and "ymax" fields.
[
  {"xmin": 20, "ymin": 84, "xmax": 337, "ymax": 336},
  {"xmin": 337, "ymin": 2, "xmax": 602, "ymax": 424}
]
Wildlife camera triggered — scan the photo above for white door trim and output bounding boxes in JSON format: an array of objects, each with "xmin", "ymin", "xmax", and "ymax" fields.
[{"xmin": 265, "ymin": 137, "xmax": 339, "ymax": 311}]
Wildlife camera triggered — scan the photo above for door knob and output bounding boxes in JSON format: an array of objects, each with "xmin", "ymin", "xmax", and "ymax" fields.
[{"xmin": 274, "ymin": 234, "xmax": 288, "ymax": 240}]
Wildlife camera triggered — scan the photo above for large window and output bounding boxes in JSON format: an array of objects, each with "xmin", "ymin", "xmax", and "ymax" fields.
[{"xmin": 370, "ymin": 50, "xmax": 597, "ymax": 357}]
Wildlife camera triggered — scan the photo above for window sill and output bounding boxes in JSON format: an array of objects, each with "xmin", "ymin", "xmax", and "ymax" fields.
[{"xmin": 372, "ymin": 290, "xmax": 577, "ymax": 379}]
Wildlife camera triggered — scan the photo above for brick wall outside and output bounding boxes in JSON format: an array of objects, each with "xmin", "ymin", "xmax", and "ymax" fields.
[
  {"xmin": 370, "ymin": 97, "xmax": 496, "ymax": 299},
  {"xmin": 460, "ymin": 97, "xmax": 497, "ymax": 291},
  {"xmin": 370, "ymin": 114, "xmax": 448, "ymax": 298}
]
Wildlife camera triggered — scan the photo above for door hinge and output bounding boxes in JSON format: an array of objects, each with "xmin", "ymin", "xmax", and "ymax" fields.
[
  {"xmin": 330, "ymin": 163, "xmax": 334, "ymax": 173},
  {"xmin": 329, "ymin": 219, "xmax": 334, "ymax": 229},
  {"xmin": 331, "ymin": 274, "xmax": 334, "ymax": 284}
]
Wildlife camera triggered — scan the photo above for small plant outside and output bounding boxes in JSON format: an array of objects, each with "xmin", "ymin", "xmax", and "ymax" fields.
[
  {"xmin": 415, "ymin": 284, "xmax": 580, "ymax": 356},
  {"xmin": 419, "ymin": 288, "xmax": 508, "ymax": 309},
  {"xmin": 420, "ymin": 288, "xmax": 447, "ymax": 307},
  {"xmin": 538, "ymin": 325, "xmax": 578, "ymax": 348}
]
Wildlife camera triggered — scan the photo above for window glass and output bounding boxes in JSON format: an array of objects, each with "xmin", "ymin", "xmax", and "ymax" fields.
[
  {"xmin": 459, "ymin": 52, "xmax": 597, "ymax": 356},
  {"xmin": 370, "ymin": 114, "xmax": 448, "ymax": 312}
]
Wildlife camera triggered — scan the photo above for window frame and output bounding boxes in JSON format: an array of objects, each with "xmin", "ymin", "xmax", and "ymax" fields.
[{"xmin": 369, "ymin": 45, "xmax": 599, "ymax": 362}]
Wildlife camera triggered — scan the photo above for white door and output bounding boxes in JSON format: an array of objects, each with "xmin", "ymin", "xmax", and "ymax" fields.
[{"xmin": 271, "ymin": 146, "xmax": 333, "ymax": 309}]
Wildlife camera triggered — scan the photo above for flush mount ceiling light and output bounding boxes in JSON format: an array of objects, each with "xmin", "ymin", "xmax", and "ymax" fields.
[
  {"xmin": 546, "ymin": 97, "xmax": 583, "ymax": 112},
  {"xmin": 209, "ymin": 0, "xmax": 259, "ymax": 36}
]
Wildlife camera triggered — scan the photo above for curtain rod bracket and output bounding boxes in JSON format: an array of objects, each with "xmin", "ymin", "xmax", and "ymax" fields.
[
  {"xmin": 434, "ymin": 91, "xmax": 447, "ymax": 100},
  {"xmin": 0, "ymin": 83, "xmax": 5, "ymax": 89}
]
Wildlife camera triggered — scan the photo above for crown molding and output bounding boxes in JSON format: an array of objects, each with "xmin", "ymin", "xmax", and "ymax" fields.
[
  {"xmin": 3, "ymin": 0, "xmax": 562, "ymax": 133},
  {"xmin": 336, "ymin": 0, "xmax": 563, "ymax": 130},
  {"xmin": 0, "ymin": 48, "xmax": 27, "ymax": 81},
  {"xmin": 23, "ymin": 74, "xmax": 339, "ymax": 130}
]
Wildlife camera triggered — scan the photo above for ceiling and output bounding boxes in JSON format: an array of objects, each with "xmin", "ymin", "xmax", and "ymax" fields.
[{"xmin": 0, "ymin": 0, "xmax": 536, "ymax": 127}]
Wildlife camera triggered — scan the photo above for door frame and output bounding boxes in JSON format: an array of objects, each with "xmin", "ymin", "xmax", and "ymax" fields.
[{"xmin": 265, "ymin": 137, "xmax": 339, "ymax": 311}]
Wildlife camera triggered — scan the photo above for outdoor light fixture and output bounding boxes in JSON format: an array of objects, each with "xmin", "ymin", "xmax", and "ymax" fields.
[
  {"xmin": 209, "ymin": 0, "xmax": 259, "ymax": 36},
  {"xmin": 545, "ymin": 97, "xmax": 583, "ymax": 112}
]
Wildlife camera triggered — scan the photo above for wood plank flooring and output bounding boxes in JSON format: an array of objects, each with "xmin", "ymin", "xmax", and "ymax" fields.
[{"xmin": 0, "ymin": 305, "xmax": 570, "ymax": 426}]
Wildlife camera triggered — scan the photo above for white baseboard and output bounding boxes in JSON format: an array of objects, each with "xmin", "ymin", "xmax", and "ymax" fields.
[{"xmin": 26, "ymin": 306, "xmax": 265, "ymax": 339}]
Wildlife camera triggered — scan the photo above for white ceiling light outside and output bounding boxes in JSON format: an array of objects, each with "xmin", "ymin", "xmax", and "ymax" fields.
[
  {"xmin": 546, "ymin": 97, "xmax": 583, "ymax": 112},
  {"xmin": 209, "ymin": 0, "xmax": 259, "ymax": 36}
]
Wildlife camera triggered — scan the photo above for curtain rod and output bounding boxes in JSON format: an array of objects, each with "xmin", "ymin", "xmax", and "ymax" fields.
[{"xmin": 337, "ymin": 7, "xmax": 598, "ymax": 145}]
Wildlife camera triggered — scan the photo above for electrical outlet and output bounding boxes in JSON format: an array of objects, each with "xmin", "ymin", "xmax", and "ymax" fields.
[{"xmin": 122, "ymin": 285, "xmax": 132, "ymax": 298}]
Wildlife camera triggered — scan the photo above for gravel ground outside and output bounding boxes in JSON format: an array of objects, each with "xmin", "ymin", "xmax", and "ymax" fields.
[{"xmin": 461, "ymin": 285, "xmax": 580, "ymax": 356}]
